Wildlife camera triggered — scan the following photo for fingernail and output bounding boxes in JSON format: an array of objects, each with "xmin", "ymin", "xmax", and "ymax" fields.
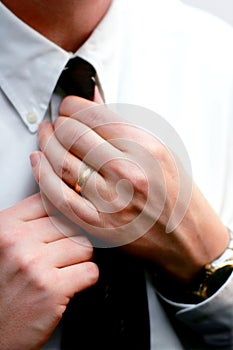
[{"xmin": 30, "ymin": 152, "xmax": 41, "ymax": 167}]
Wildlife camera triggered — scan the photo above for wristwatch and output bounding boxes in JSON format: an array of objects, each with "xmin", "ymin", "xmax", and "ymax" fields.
[
  {"xmin": 150, "ymin": 228, "xmax": 233, "ymax": 303},
  {"xmin": 192, "ymin": 228, "xmax": 233, "ymax": 300}
]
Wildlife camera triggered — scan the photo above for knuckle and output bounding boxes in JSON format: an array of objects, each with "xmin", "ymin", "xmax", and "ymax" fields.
[
  {"xmin": 0, "ymin": 233, "xmax": 13, "ymax": 250},
  {"xmin": 16, "ymin": 253, "xmax": 47, "ymax": 286},
  {"xmin": 69, "ymin": 126, "xmax": 83, "ymax": 149},
  {"xmin": 0, "ymin": 228, "xmax": 21, "ymax": 251},
  {"xmin": 84, "ymin": 108, "xmax": 100, "ymax": 126},
  {"xmin": 37, "ymin": 163, "xmax": 48, "ymax": 184},
  {"xmin": 131, "ymin": 168, "xmax": 148, "ymax": 193},
  {"xmin": 84, "ymin": 244, "xmax": 94, "ymax": 260},
  {"xmin": 56, "ymin": 156, "xmax": 73, "ymax": 180},
  {"xmin": 120, "ymin": 161, "xmax": 149, "ymax": 194},
  {"xmin": 53, "ymin": 304, "xmax": 67, "ymax": 321},
  {"xmin": 72, "ymin": 236, "xmax": 94, "ymax": 259},
  {"xmin": 152, "ymin": 142, "xmax": 167, "ymax": 163},
  {"xmin": 84, "ymin": 262, "xmax": 99, "ymax": 284},
  {"xmin": 16, "ymin": 254, "xmax": 36, "ymax": 273},
  {"xmin": 37, "ymin": 128, "xmax": 45, "ymax": 146},
  {"xmin": 57, "ymin": 193, "xmax": 74, "ymax": 215},
  {"xmin": 81, "ymin": 242, "xmax": 94, "ymax": 260}
]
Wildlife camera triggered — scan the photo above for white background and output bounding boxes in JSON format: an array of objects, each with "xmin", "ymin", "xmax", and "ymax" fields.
[{"xmin": 182, "ymin": 0, "xmax": 233, "ymax": 26}]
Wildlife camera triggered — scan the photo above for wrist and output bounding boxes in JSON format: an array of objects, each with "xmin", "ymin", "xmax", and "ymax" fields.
[{"xmin": 150, "ymin": 228, "xmax": 233, "ymax": 303}]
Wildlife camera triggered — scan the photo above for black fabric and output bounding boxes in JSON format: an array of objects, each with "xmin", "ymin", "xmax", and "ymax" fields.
[
  {"xmin": 61, "ymin": 249, "xmax": 150, "ymax": 350},
  {"xmin": 58, "ymin": 56, "xmax": 150, "ymax": 350},
  {"xmin": 58, "ymin": 56, "xmax": 96, "ymax": 100}
]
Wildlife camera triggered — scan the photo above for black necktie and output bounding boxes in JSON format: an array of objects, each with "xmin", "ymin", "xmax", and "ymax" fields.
[
  {"xmin": 58, "ymin": 56, "xmax": 150, "ymax": 350},
  {"xmin": 58, "ymin": 56, "xmax": 96, "ymax": 100}
]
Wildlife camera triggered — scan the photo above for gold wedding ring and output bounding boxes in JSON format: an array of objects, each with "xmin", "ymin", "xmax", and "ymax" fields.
[{"xmin": 74, "ymin": 164, "xmax": 94, "ymax": 194}]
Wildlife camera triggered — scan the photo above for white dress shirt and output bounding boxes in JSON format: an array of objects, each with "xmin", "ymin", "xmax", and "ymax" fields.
[{"xmin": 1, "ymin": 0, "xmax": 233, "ymax": 348}]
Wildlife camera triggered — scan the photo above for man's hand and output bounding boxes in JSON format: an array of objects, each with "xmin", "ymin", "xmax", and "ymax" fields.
[
  {"xmin": 31, "ymin": 96, "xmax": 229, "ymax": 284},
  {"xmin": 0, "ymin": 193, "xmax": 98, "ymax": 350}
]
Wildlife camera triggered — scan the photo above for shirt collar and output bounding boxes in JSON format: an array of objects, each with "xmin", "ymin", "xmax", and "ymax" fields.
[
  {"xmin": 0, "ymin": 2, "xmax": 72, "ymax": 132},
  {"xmin": 0, "ymin": 0, "xmax": 123, "ymax": 132}
]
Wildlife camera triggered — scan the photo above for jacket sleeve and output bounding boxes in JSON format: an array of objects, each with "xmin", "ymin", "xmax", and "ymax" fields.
[{"xmin": 160, "ymin": 273, "xmax": 233, "ymax": 348}]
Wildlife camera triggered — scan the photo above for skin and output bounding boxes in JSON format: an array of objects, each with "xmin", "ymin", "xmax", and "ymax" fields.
[
  {"xmin": 0, "ymin": 1, "xmax": 111, "ymax": 349},
  {"xmin": 31, "ymin": 96, "xmax": 229, "ymax": 283},
  {"xmin": 0, "ymin": 0, "xmax": 230, "ymax": 348},
  {"xmin": 0, "ymin": 194, "xmax": 99, "ymax": 350},
  {"xmin": 2, "ymin": 0, "xmax": 112, "ymax": 52}
]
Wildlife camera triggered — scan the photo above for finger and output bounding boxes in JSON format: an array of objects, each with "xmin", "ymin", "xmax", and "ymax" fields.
[
  {"xmin": 46, "ymin": 236, "xmax": 93, "ymax": 268},
  {"xmin": 59, "ymin": 96, "xmax": 126, "ymax": 139},
  {"xmin": 30, "ymin": 151, "xmax": 100, "ymax": 229},
  {"xmin": 5, "ymin": 193, "xmax": 53, "ymax": 222},
  {"xmin": 53, "ymin": 117, "xmax": 121, "ymax": 171},
  {"xmin": 25, "ymin": 215, "xmax": 81, "ymax": 243},
  {"xmin": 59, "ymin": 96, "xmax": 161, "ymax": 154},
  {"xmin": 37, "ymin": 122, "xmax": 107, "ymax": 194},
  {"xmin": 58, "ymin": 261, "xmax": 99, "ymax": 297},
  {"xmin": 38, "ymin": 121, "xmax": 84, "ymax": 187},
  {"xmin": 60, "ymin": 95, "xmax": 95, "ymax": 115},
  {"xmin": 59, "ymin": 84, "xmax": 105, "ymax": 116}
]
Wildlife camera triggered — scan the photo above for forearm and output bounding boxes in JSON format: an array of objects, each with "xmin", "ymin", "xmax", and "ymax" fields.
[{"xmin": 151, "ymin": 227, "xmax": 233, "ymax": 348}]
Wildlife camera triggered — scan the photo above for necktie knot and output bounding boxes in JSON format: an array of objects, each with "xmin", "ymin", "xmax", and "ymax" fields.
[{"xmin": 58, "ymin": 56, "xmax": 96, "ymax": 100}]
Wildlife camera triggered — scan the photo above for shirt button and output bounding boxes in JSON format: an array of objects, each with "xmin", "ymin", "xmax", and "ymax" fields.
[{"xmin": 26, "ymin": 112, "xmax": 38, "ymax": 124}]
